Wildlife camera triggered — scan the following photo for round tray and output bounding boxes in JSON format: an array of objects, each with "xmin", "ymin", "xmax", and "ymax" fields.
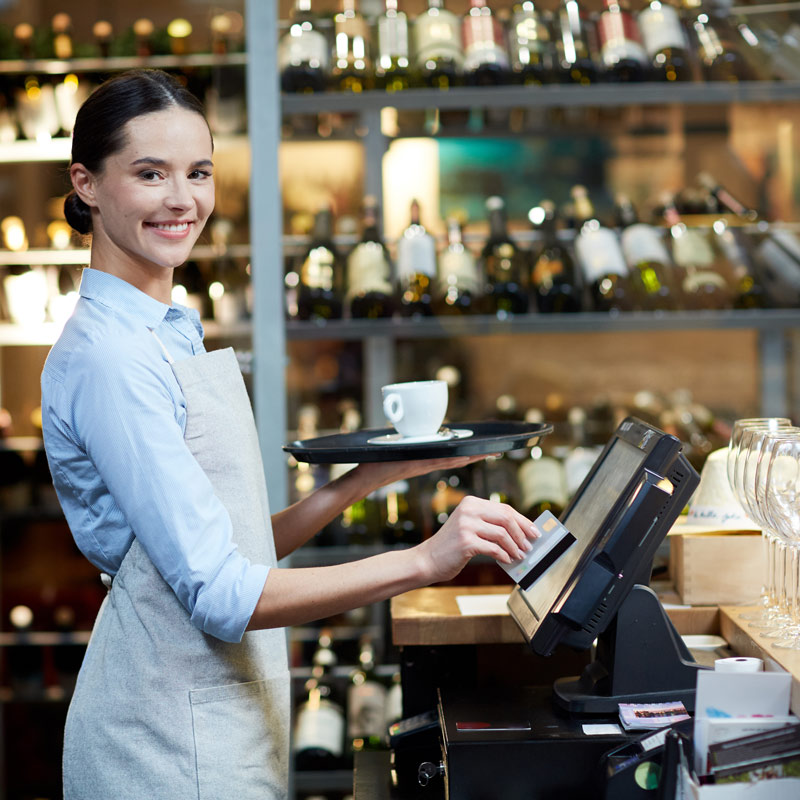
[{"xmin": 283, "ymin": 421, "xmax": 553, "ymax": 464}]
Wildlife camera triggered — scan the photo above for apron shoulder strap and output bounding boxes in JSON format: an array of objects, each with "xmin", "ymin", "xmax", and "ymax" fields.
[{"xmin": 148, "ymin": 327, "xmax": 175, "ymax": 364}]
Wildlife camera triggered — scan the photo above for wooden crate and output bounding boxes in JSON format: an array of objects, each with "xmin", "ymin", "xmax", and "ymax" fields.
[{"xmin": 669, "ymin": 532, "xmax": 765, "ymax": 606}]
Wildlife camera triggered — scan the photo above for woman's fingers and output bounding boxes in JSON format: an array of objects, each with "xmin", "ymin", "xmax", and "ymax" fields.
[{"xmin": 457, "ymin": 496, "xmax": 538, "ymax": 557}]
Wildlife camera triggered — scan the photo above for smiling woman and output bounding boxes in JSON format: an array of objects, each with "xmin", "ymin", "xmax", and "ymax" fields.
[
  {"xmin": 40, "ymin": 68, "xmax": 539, "ymax": 800},
  {"xmin": 66, "ymin": 72, "xmax": 215, "ymax": 303}
]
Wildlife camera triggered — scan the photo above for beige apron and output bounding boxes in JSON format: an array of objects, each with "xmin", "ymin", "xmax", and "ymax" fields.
[{"xmin": 63, "ymin": 345, "xmax": 289, "ymax": 799}]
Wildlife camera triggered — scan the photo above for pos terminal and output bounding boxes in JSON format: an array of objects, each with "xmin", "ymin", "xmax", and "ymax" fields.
[{"xmin": 405, "ymin": 417, "xmax": 703, "ymax": 799}]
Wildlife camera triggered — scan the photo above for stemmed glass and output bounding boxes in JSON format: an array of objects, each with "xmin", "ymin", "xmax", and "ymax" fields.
[
  {"xmin": 761, "ymin": 435, "xmax": 800, "ymax": 649},
  {"xmin": 744, "ymin": 427, "xmax": 800, "ymax": 635},
  {"xmin": 727, "ymin": 418, "xmax": 792, "ymax": 623}
]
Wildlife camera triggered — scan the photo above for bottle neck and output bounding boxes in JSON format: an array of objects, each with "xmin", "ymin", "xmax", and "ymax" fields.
[
  {"xmin": 312, "ymin": 210, "xmax": 334, "ymax": 243},
  {"xmin": 488, "ymin": 208, "xmax": 508, "ymax": 239}
]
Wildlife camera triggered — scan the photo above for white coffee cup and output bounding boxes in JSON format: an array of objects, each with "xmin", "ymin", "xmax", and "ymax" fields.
[{"xmin": 381, "ymin": 380, "xmax": 448, "ymax": 438}]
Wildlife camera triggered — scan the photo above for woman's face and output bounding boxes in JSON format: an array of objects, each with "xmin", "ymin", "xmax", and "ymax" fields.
[{"xmin": 83, "ymin": 107, "xmax": 215, "ymax": 274}]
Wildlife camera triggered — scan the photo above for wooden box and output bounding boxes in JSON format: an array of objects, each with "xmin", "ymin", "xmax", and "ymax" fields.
[{"xmin": 669, "ymin": 532, "xmax": 765, "ymax": 606}]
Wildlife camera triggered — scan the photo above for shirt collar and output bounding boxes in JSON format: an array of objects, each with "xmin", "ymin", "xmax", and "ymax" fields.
[{"xmin": 79, "ymin": 268, "xmax": 172, "ymax": 329}]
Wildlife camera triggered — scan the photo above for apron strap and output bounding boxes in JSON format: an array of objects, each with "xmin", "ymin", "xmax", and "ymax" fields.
[{"xmin": 148, "ymin": 328, "xmax": 175, "ymax": 364}]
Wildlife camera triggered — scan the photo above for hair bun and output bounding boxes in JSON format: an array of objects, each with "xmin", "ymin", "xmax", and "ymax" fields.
[{"xmin": 63, "ymin": 191, "xmax": 92, "ymax": 235}]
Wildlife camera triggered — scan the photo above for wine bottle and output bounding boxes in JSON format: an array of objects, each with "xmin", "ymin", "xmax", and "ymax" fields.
[
  {"xmin": 333, "ymin": 0, "xmax": 373, "ymax": 92},
  {"xmin": 14, "ymin": 23, "xmax": 60, "ymax": 142},
  {"xmin": 172, "ymin": 261, "xmax": 211, "ymax": 318},
  {"xmin": 518, "ymin": 453, "xmax": 568, "ymax": 520},
  {"xmin": 347, "ymin": 196, "xmax": 395, "ymax": 319},
  {"xmin": 429, "ymin": 468, "xmax": 468, "ymax": 533},
  {"xmin": 683, "ymin": 0, "xmax": 757, "ymax": 82},
  {"xmin": 134, "ymin": 18, "xmax": 156, "ymax": 57},
  {"xmin": 414, "ymin": 0, "xmax": 464, "ymax": 89},
  {"xmin": 279, "ymin": 0, "xmax": 330, "ymax": 93},
  {"xmin": 615, "ymin": 194, "xmax": 679, "ymax": 311},
  {"xmin": 347, "ymin": 636, "xmax": 388, "ymax": 754},
  {"xmin": 662, "ymin": 198, "xmax": 733, "ymax": 310},
  {"xmin": 509, "ymin": 1, "xmax": 557, "ymax": 85},
  {"xmin": 8, "ymin": 605, "xmax": 44, "ymax": 699},
  {"xmin": 92, "ymin": 19, "xmax": 114, "ymax": 59},
  {"xmin": 396, "ymin": 199, "xmax": 437, "ymax": 317},
  {"xmin": 376, "ymin": 0, "xmax": 411, "ymax": 91},
  {"xmin": 205, "ymin": 14, "xmax": 246, "ymax": 135},
  {"xmin": 379, "ymin": 478, "xmax": 421, "ymax": 545},
  {"xmin": 294, "ymin": 629, "xmax": 346, "ymax": 770},
  {"xmin": 571, "ymin": 185, "xmax": 634, "ymax": 313},
  {"xmin": 337, "ymin": 405, "xmax": 381, "ymax": 544},
  {"xmin": 709, "ymin": 218, "xmax": 768, "ymax": 310},
  {"xmin": 696, "ymin": 171, "xmax": 759, "ymax": 222},
  {"xmin": 297, "ymin": 207, "xmax": 344, "ymax": 322},
  {"xmin": 596, "ymin": 0, "xmax": 649, "ymax": 82},
  {"xmin": 433, "ymin": 216, "xmax": 482, "ymax": 314},
  {"xmin": 462, "ymin": 0, "xmax": 511, "ymax": 86},
  {"xmin": 637, "ymin": 0, "xmax": 694, "ymax": 82},
  {"xmin": 206, "ymin": 220, "xmax": 249, "ymax": 325},
  {"xmin": 528, "ymin": 201, "xmax": 582, "ymax": 313},
  {"xmin": 481, "ymin": 196, "xmax": 529, "ymax": 317},
  {"xmin": 554, "ymin": 0, "xmax": 598, "ymax": 85},
  {"xmin": 696, "ymin": 172, "xmax": 800, "ymax": 307}
]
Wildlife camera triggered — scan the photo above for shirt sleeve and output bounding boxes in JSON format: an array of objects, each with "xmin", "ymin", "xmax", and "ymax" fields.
[{"xmin": 68, "ymin": 335, "xmax": 269, "ymax": 643}]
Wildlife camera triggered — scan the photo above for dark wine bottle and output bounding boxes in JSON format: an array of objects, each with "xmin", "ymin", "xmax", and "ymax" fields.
[
  {"xmin": 528, "ymin": 201, "xmax": 582, "ymax": 313},
  {"xmin": 294, "ymin": 629, "xmax": 346, "ymax": 770},
  {"xmin": 297, "ymin": 207, "xmax": 344, "ymax": 322},
  {"xmin": 683, "ymin": 0, "xmax": 758, "ymax": 82},
  {"xmin": 481, "ymin": 196, "xmax": 529, "ymax": 317},
  {"xmin": 347, "ymin": 636, "xmax": 388, "ymax": 755},
  {"xmin": 347, "ymin": 196, "xmax": 395, "ymax": 319},
  {"xmin": 279, "ymin": 0, "xmax": 330, "ymax": 93}
]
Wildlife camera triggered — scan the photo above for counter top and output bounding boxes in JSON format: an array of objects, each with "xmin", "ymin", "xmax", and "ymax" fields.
[
  {"xmin": 720, "ymin": 605, "xmax": 800, "ymax": 716},
  {"xmin": 390, "ymin": 584, "xmax": 720, "ymax": 646}
]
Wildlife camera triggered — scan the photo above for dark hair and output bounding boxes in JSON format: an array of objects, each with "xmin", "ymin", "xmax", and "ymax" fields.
[{"xmin": 64, "ymin": 69, "xmax": 210, "ymax": 235}]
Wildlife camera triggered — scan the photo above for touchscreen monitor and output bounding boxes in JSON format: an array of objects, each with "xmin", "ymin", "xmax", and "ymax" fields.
[{"xmin": 508, "ymin": 417, "xmax": 699, "ymax": 657}]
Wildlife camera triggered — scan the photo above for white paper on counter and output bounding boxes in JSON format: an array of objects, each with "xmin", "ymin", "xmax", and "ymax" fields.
[{"xmin": 455, "ymin": 594, "xmax": 511, "ymax": 616}]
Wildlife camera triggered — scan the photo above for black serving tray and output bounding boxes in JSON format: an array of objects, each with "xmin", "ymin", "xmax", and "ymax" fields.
[{"xmin": 283, "ymin": 421, "xmax": 553, "ymax": 464}]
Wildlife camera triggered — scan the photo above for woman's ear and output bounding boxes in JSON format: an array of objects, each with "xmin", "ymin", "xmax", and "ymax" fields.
[{"xmin": 70, "ymin": 163, "xmax": 98, "ymax": 208}]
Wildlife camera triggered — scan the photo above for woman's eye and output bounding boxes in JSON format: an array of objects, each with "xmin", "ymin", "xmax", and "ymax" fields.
[
  {"xmin": 139, "ymin": 170, "xmax": 161, "ymax": 181},
  {"xmin": 190, "ymin": 169, "xmax": 212, "ymax": 180}
]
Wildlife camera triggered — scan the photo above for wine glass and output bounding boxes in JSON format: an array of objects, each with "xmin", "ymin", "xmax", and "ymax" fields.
[
  {"xmin": 728, "ymin": 418, "xmax": 793, "ymax": 622},
  {"xmin": 745, "ymin": 427, "xmax": 800, "ymax": 634},
  {"xmin": 761, "ymin": 435, "xmax": 800, "ymax": 649}
]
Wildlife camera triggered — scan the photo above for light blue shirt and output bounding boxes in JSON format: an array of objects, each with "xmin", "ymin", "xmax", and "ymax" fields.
[{"xmin": 41, "ymin": 268, "xmax": 269, "ymax": 643}]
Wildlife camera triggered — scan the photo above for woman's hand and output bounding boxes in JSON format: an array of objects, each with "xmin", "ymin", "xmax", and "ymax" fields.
[
  {"xmin": 414, "ymin": 495, "xmax": 539, "ymax": 584},
  {"xmin": 351, "ymin": 452, "xmax": 499, "ymax": 493}
]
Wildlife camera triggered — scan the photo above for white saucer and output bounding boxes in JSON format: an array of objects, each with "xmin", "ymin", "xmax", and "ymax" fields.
[{"xmin": 367, "ymin": 428, "xmax": 474, "ymax": 446}]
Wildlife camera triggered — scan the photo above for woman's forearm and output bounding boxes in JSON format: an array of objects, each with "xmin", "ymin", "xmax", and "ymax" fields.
[
  {"xmin": 246, "ymin": 545, "xmax": 430, "ymax": 629},
  {"xmin": 270, "ymin": 465, "xmax": 379, "ymax": 560},
  {"xmin": 270, "ymin": 453, "xmax": 494, "ymax": 560},
  {"xmin": 250, "ymin": 494, "xmax": 540, "ymax": 631}
]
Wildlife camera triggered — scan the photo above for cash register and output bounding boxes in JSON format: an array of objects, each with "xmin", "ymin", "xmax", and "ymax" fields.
[{"xmin": 405, "ymin": 417, "xmax": 703, "ymax": 799}]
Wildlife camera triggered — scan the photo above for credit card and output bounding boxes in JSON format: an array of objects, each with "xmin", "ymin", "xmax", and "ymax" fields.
[{"xmin": 497, "ymin": 510, "xmax": 576, "ymax": 589}]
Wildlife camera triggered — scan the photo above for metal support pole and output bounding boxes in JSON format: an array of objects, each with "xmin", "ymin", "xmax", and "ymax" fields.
[
  {"xmin": 758, "ymin": 329, "xmax": 789, "ymax": 418},
  {"xmin": 246, "ymin": 0, "xmax": 288, "ymax": 513}
]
